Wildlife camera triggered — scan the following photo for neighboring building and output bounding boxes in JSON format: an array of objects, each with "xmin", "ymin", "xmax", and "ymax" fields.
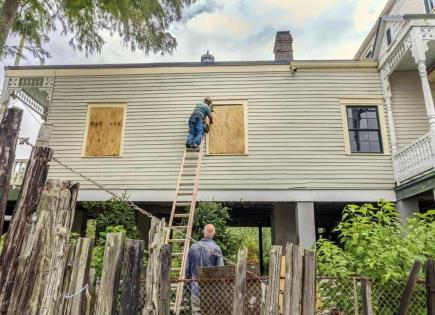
[{"xmin": 2, "ymin": 0, "xmax": 435, "ymax": 249}]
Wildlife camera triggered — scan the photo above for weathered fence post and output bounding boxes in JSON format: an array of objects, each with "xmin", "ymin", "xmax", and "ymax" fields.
[
  {"xmin": 301, "ymin": 249, "xmax": 316, "ymax": 315},
  {"xmin": 233, "ymin": 247, "xmax": 248, "ymax": 315},
  {"xmin": 143, "ymin": 217, "xmax": 167, "ymax": 315},
  {"xmin": 86, "ymin": 268, "xmax": 96, "ymax": 315},
  {"xmin": 159, "ymin": 244, "xmax": 172, "ymax": 315},
  {"xmin": 397, "ymin": 260, "xmax": 423, "ymax": 315},
  {"xmin": 95, "ymin": 232, "xmax": 125, "ymax": 315},
  {"xmin": 426, "ymin": 259, "xmax": 435, "ymax": 315},
  {"xmin": 59, "ymin": 243, "xmax": 77, "ymax": 314},
  {"xmin": 285, "ymin": 244, "xmax": 304, "ymax": 315},
  {"xmin": 0, "ymin": 107, "xmax": 23, "ymax": 233},
  {"xmin": 361, "ymin": 278, "xmax": 373, "ymax": 315},
  {"xmin": 62, "ymin": 237, "xmax": 94, "ymax": 315},
  {"xmin": 120, "ymin": 239, "xmax": 145, "ymax": 315},
  {"xmin": 263, "ymin": 245, "xmax": 282, "ymax": 315},
  {"xmin": 0, "ymin": 146, "xmax": 53, "ymax": 314},
  {"xmin": 6, "ymin": 180, "xmax": 79, "ymax": 315}
]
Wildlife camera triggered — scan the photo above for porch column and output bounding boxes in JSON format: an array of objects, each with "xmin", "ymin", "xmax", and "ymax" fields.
[
  {"xmin": 380, "ymin": 70, "xmax": 398, "ymax": 155},
  {"xmin": 410, "ymin": 28, "xmax": 435, "ymax": 155},
  {"xmin": 271, "ymin": 203, "xmax": 297, "ymax": 250},
  {"xmin": 396, "ymin": 198, "xmax": 419, "ymax": 220},
  {"xmin": 295, "ymin": 202, "xmax": 316, "ymax": 249}
]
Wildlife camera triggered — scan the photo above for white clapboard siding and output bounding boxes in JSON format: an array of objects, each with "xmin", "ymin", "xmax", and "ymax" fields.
[
  {"xmin": 390, "ymin": 71, "xmax": 431, "ymax": 148},
  {"xmin": 45, "ymin": 67, "xmax": 394, "ymax": 193}
]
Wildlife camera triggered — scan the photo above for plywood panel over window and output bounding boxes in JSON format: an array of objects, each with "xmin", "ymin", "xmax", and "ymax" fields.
[
  {"xmin": 83, "ymin": 104, "xmax": 126, "ymax": 157},
  {"xmin": 208, "ymin": 102, "xmax": 247, "ymax": 155}
]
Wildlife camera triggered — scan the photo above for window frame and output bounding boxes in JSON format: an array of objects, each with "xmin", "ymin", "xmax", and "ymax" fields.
[
  {"xmin": 82, "ymin": 103, "xmax": 127, "ymax": 158},
  {"xmin": 340, "ymin": 98, "xmax": 389, "ymax": 156},
  {"xmin": 425, "ymin": 0, "xmax": 435, "ymax": 13},
  {"xmin": 206, "ymin": 99, "xmax": 249, "ymax": 156}
]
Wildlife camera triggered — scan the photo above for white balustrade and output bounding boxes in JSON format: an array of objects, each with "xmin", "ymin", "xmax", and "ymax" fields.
[
  {"xmin": 10, "ymin": 159, "xmax": 28, "ymax": 187},
  {"xmin": 393, "ymin": 132, "xmax": 435, "ymax": 183}
]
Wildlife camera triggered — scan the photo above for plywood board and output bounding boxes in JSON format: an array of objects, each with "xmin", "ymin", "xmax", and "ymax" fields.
[
  {"xmin": 209, "ymin": 104, "xmax": 245, "ymax": 155},
  {"xmin": 84, "ymin": 106, "xmax": 124, "ymax": 156}
]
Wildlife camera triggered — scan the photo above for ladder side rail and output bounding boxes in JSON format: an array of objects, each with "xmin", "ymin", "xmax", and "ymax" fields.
[{"xmin": 165, "ymin": 148, "xmax": 188, "ymax": 243}]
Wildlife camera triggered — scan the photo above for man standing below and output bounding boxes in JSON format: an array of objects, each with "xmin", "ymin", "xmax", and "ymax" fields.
[
  {"xmin": 186, "ymin": 97, "xmax": 213, "ymax": 149},
  {"xmin": 185, "ymin": 224, "xmax": 224, "ymax": 314}
]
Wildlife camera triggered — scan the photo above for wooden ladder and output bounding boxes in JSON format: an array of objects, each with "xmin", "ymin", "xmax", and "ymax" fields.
[{"xmin": 166, "ymin": 142, "xmax": 204, "ymax": 315}]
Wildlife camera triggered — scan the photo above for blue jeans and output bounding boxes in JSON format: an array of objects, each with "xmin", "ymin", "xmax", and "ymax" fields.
[{"xmin": 187, "ymin": 114, "xmax": 204, "ymax": 146}]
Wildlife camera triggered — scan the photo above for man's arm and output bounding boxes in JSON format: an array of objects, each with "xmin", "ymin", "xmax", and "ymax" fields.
[
  {"xmin": 216, "ymin": 248, "xmax": 224, "ymax": 267},
  {"xmin": 185, "ymin": 248, "xmax": 193, "ymax": 279},
  {"xmin": 206, "ymin": 106, "xmax": 213, "ymax": 124}
]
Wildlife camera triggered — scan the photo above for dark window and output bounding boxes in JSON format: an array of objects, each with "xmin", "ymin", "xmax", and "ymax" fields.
[
  {"xmin": 425, "ymin": 0, "xmax": 434, "ymax": 13},
  {"xmin": 386, "ymin": 28, "xmax": 392, "ymax": 45},
  {"xmin": 346, "ymin": 106, "xmax": 383, "ymax": 153},
  {"xmin": 365, "ymin": 49, "xmax": 372, "ymax": 59}
]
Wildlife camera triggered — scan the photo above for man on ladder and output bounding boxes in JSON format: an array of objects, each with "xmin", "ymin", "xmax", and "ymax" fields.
[{"xmin": 186, "ymin": 97, "xmax": 213, "ymax": 149}]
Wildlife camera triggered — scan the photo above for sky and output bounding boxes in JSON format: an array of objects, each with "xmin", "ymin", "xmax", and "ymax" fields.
[{"xmin": 3, "ymin": 0, "xmax": 388, "ymax": 158}]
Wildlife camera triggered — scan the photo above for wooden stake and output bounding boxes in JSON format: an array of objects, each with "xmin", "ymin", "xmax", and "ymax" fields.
[
  {"xmin": 397, "ymin": 260, "xmax": 423, "ymax": 315},
  {"xmin": 120, "ymin": 239, "xmax": 145, "ymax": 315},
  {"xmin": 6, "ymin": 180, "xmax": 78, "ymax": 314},
  {"xmin": 95, "ymin": 232, "xmax": 125, "ymax": 315},
  {"xmin": 62, "ymin": 237, "xmax": 94, "ymax": 315},
  {"xmin": 0, "ymin": 107, "xmax": 23, "ymax": 233},
  {"xmin": 290, "ymin": 245, "xmax": 304, "ymax": 315},
  {"xmin": 361, "ymin": 279, "xmax": 373, "ymax": 315},
  {"xmin": 283, "ymin": 243, "xmax": 293, "ymax": 315},
  {"xmin": 426, "ymin": 259, "xmax": 435, "ymax": 315},
  {"xmin": 301, "ymin": 250, "xmax": 316, "ymax": 315},
  {"xmin": 0, "ymin": 146, "xmax": 52, "ymax": 314},
  {"xmin": 233, "ymin": 247, "xmax": 248, "ymax": 315},
  {"xmin": 263, "ymin": 245, "xmax": 282, "ymax": 315},
  {"xmin": 159, "ymin": 244, "xmax": 172, "ymax": 315}
]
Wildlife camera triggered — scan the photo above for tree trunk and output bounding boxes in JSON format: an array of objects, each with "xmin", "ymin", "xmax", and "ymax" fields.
[
  {"xmin": 0, "ymin": 0, "xmax": 21, "ymax": 56},
  {"xmin": 0, "ymin": 107, "xmax": 22, "ymax": 233}
]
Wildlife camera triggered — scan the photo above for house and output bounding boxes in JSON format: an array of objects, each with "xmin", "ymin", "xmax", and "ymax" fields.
[{"xmin": 2, "ymin": 0, "xmax": 435, "ymax": 250}]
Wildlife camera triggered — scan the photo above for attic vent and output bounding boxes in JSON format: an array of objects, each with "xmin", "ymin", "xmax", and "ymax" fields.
[{"xmin": 201, "ymin": 50, "xmax": 215, "ymax": 63}]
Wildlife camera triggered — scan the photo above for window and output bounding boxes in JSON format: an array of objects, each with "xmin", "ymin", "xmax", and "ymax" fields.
[
  {"xmin": 207, "ymin": 101, "xmax": 248, "ymax": 155},
  {"xmin": 365, "ymin": 49, "xmax": 372, "ymax": 59},
  {"xmin": 83, "ymin": 103, "xmax": 126, "ymax": 157},
  {"xmin": 425, "ymin": 0, "xmax": 434, "ymax": 13},
  {"xmin": 386, "ymin": 28, "xmax": 392, "ymax": 46},
  {"xmin": 346, "ymin": 106, "xmax": 383, "ymax": 153}
]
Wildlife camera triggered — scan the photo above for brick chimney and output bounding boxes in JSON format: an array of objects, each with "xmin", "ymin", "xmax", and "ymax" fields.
[{"xmin": 274, "ymin": 31, "xmax": 293, "ymax": 61}]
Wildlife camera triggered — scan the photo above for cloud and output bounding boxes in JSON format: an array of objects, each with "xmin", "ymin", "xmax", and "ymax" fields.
[{"xmin": 182, "ymin": 0, "xmax": 224, "ymax": 22}]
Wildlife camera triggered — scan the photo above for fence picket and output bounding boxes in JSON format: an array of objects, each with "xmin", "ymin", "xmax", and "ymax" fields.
[
  {"xmin": 301, "ymin": 250, "xmax": 316, "ymax": 315},
  {"xmin": 0, "ymin": 107, "xmax": 23, "ymax": 233},
  {"xmin": 263, "ymin": 245, "xmax": 282, "ymax": 315},
  {"xmin": 159, "ymin": 244, "xmax": 172, "ymax": 315},
  {"xmin": 120, "ymin": 240, "xmax": 145, "ymax": 315},
  {"xmin": 95, "ymin": 232, "xmax": 125, "ymax": 315},
  {"xmin": 361, "ymin": 278, "xmax": 373, "ymax": 315},
  {"xmin": 291, "ymin": 245, "xmax": 304, "ymax": 315},
  {"xmin": 426, "ymin": 259, "xmax": 435, "ymax": 315},
  {"xmin": 233, "ymin": 247, "xmax": 248, "ymax": 315},
  {"xmin": 397, "ymin": 260, "xmax": 422, "ymax": 315},
  {"xmin": 62, "ymin": 237, "xmax": 94, "ymax": 315},
  {"xmin": 0, "ymin": 146, "xmax": 52, "ymax": 314}
]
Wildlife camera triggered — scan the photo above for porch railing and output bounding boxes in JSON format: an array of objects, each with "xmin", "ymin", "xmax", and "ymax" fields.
[
  {"xmin": 10, "ymin": 159, "xmax": 28, "ymax": 187},
  {"xmin": 393, "ymin": 132, "xmax": 435, "ymax": 184}
]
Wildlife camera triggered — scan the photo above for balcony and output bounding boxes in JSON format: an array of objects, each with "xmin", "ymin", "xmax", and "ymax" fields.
[
  {"xmin": 10, "ymin": 159, "xmax": 28, "ymax": 187},
  {"xmin": 393, "ymin": 132, "xmax": 435, "ymax": 184}
]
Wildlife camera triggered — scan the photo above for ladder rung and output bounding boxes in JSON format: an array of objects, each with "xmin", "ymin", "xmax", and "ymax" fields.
[
  {"xmin": 172, "ymin": 252, "xmax": 183, "ymax": 257},
  {"xmin": 175, "ymin": 202, "xmax": 191, "ymax": 207},
  {"xmin": 177, "ymin": 192, "xmax": 192, "ymax": 196},
  {"xmin": 168, "ymin": 239, "xmax": 186, "ymax": 243},
  {"xmin": 183, "ymin": 164, "xmax": 197, "ymax": 168},
  {"xmin": 171, "ymin": 226, "xmax": 187, "ymax": 230},
  {"xmin": 173, "ymin": 213, "xmax": 190, "ymax": 218},
  {"xmin": 179, "ymin": 183, "xmax": 194, "ymax": 186}
]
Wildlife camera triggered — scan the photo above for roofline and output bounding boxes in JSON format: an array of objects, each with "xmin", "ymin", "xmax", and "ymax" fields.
[
  {"xmin": 354, "ymin": 0, "xmax": 396, "ymax": 60},
  {"xmin": 4, "ymin": 59, "xmax": 375, "ymax": 71}
]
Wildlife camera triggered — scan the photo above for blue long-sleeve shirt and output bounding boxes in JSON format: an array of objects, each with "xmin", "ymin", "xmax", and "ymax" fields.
[{"xmin": 185, "ymin": 238, "xmax": 224, "ymax": 279}]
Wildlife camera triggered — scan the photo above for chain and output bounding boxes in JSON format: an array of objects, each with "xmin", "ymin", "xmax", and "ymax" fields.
[{"xmin": 17, "ymin": 138, "xmax": 250, "ymax": 272}]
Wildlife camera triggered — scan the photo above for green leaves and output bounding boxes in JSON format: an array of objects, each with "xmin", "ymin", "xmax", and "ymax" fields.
[
  {"xmin": 4, "ymin": 0, "xmax": 193, "ymax": 61},
  {"xmin": 317, "ymin": 200, "xmax": 435, "ymax": 283}
]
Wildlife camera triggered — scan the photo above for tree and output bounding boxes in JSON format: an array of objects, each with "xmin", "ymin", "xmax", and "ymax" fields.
[{"xmin": 0, "ymin": 0, "xmax": 193, "ymax": 63}]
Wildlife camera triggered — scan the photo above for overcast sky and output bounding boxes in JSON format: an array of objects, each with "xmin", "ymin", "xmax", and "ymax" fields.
[
  {"xmin": 3, "ymin": 0, "xmax": 388, "ymax": 158},
  {"xmin": 2, "ymin": 0, "xmax": 387, "ymax": 69}
]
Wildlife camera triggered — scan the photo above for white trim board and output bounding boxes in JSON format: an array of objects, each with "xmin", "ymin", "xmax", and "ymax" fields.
[{"xmin": 77, "ymin": 189, "xmax": 397, "ymax": 202}]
